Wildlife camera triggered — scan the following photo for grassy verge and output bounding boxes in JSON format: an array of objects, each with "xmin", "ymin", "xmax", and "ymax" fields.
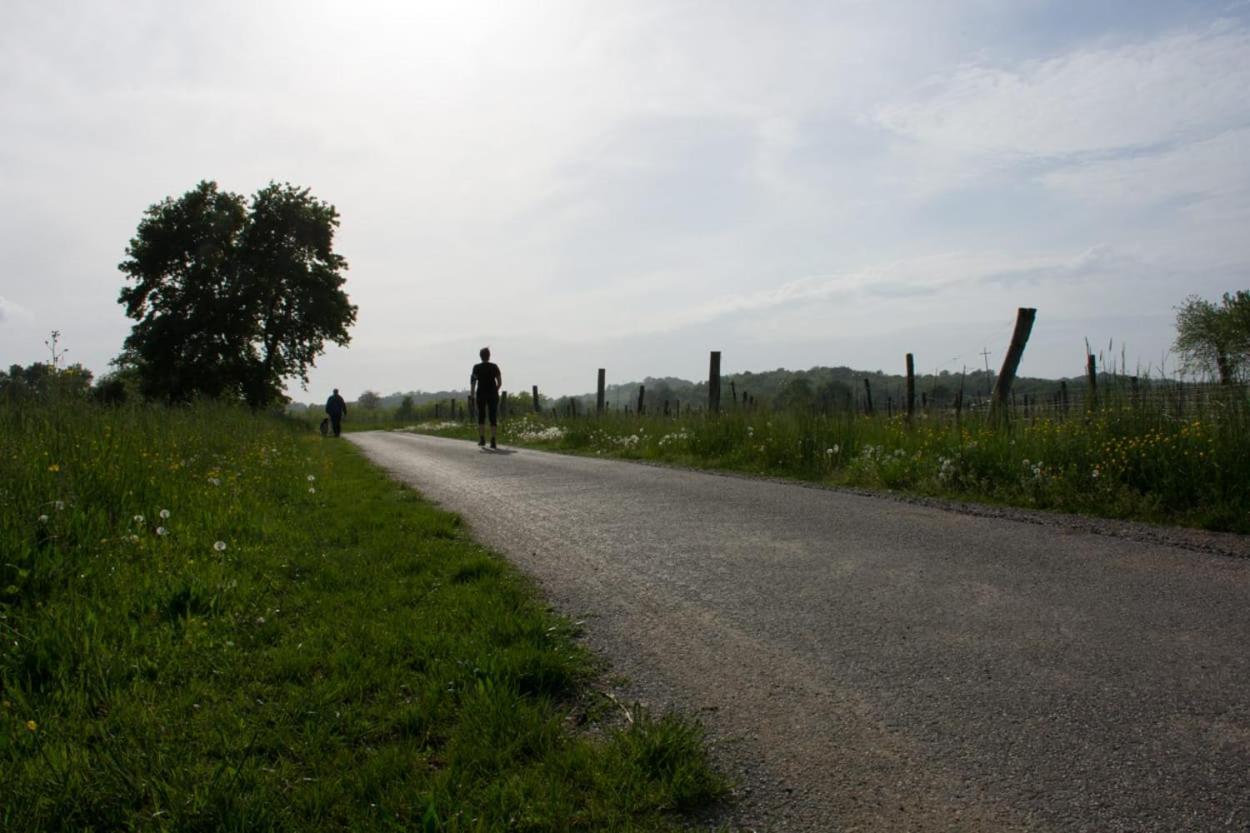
[
  {"xmin": 1, "ymin": 401, "xmax": 727, "ymax": 831},
  {"xmin": 403, "ymin": 400, "xmax": 1250, "ymax": 534}
]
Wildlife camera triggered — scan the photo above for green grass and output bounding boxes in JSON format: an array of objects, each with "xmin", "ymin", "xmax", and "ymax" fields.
[
  {"xmin": 1, "ymin": 400, "xmax": 727, "ymax": 831},
  {"xmin": 405, "ymin": 392, "xmax": 1250, "ymax": 534}
]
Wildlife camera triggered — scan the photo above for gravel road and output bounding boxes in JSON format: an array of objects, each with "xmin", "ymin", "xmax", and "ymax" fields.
[{"xmin": 349, "ymin": 431, "xmax": 1250, "ymax": 832}]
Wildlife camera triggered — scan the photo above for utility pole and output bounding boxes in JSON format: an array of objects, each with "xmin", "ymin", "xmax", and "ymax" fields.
[{"xmin": 980, "ymin": 347, "xmax": 993, "ymax": 398}]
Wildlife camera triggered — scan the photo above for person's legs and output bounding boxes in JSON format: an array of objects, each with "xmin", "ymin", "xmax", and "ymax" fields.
[
  {"xmin": 488, "ymin": 399, "xmax": 499, "ymax": 448},
  {"xmin": 331, "ymin": 415, "xmax": 342, "ymax": 436},
  {"xmin": 476, "ymin": 396, "xmax": 487, "ymax": 445}
]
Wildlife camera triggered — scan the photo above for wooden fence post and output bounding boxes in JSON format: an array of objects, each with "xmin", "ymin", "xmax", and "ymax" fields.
[
  {"xmin": 905, "ymin": 353, "xmax": 916, "ymax": 420},
  {"xmin": 863, "ymin": 378, "xmax": 874, "ymax": 415},
  {"xmin": 500, "ymin": 391, "xmax": 508, "ymax": 420},
  {"xmin": 637, "ymin": 385, "xmax": 645, "ymax": 415},
  {"xmin": 1086, "ymin": 353, "xmax": 1098, "ymax": 410},
  {"xmin": 597, "ymin": 369, "xmax": 606, "ymax": 415},
  {"xmin": 1060, "ymin": 380, "xmax": 1069, "ymax": 416},
  {"xmin": 532, "ymin": 385, "xmax": 540, "ymax": 413},
  {"xmin": 991, "ymin": 307, "xmax": 1037, "ymax": 416},
  {"xmin": 708, "ymin": 351, "xmax": 721, "ymax": 414}
]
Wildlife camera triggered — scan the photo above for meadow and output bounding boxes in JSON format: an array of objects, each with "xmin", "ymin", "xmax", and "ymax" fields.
[
  {"xmin": 0, "ymin": 400, "xmax": 726, "ymax": 831},
  {"xmin": 404, "ymin": 388, "xmax": 1250, "ymax": 535}
]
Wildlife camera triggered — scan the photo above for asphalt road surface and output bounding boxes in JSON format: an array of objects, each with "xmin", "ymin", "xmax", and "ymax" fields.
[{"xmin": 349, "ymin": 432, "xmax": 1250, "ymax": 832}]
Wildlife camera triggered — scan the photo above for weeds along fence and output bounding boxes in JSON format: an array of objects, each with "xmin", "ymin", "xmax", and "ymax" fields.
[{"xmin": 368, "ymin": 377, "xmax": 1248, "ymax": 429}]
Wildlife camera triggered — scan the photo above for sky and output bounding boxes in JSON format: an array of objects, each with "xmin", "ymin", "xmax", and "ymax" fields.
[{"xmin": 3, "ymin": 0, "xmax": 1249, "ymax": 400}]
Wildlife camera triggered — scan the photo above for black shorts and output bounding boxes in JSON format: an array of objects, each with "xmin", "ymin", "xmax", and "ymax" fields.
[{"xmin": 476, "ymin": 395, "xmax": 499, "ymax": 426}]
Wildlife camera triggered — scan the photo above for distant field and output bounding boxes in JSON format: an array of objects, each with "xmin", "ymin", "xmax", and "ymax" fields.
[
  {"xmin": 403, "ymin": 392, "xmax": 1250, "ymax": 534},
  {"xmin": 1, "ymin": 400, "xmax": 726, "ymax": 831}
]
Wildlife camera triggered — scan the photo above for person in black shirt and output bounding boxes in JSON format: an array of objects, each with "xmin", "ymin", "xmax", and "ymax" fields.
[
  {"xmin": 470, "ymin": 347, "xmax": 502, "ymax": 448},
  {"xmin": 325, "ymin": 388, "xmax": 347, "ymax": 437}
]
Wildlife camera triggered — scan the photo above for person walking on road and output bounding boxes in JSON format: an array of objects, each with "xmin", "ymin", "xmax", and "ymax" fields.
[
  {"xmin": 470, "ymin": 347, "xmax": 502, "ymax": 449},
  {"xmin": 325, "ymin": 388, "xmax": 348, "ymax": 437}
]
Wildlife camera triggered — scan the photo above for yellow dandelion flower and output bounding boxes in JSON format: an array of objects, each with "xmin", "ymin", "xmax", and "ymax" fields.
[
  {"xmin": 48, "ymin": 464, "xmax": 60, "ymax": 473},
  {"xmin": 26, "ymin": 720, "xmax": 37, "ymax": 732}
]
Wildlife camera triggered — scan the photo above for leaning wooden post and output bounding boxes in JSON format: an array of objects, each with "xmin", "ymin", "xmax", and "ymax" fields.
[
  {"xmin": 1060, "ymin": 380, "xmax": 1069, "ymax": 417},
  {"xmin": 500, "ymin": 391, "xmax": 508, "ymax": 420},
  {"xmin": 637, "ymin": 385, "xmax": 645, "ymax": 415},
  {"xmin": 596, "ymin": 369, "xmax": 606, "ymax": 415},
  {"xmin": 708, "ymin": 351, "xmax": 722, "ymax": 414},
  {"xmin": 863, "ymin": 378, "xmax": 874, "ymax": 415},
  {"xmin": 905, "ymin": 353, "xmax": 916, "ymax": 421},
  {"xmin": 991, "ymin": 307, "xmax": 1038, "ymax": 418},
  {"xmin": 532, "ymin": 385, "xmax": 540, "ymax": 413},
  {"xmin": 730, "ymin": 380, "xmax": 738, "ymax": 406}
]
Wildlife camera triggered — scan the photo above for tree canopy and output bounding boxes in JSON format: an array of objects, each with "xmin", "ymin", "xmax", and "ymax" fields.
[
  {"xmin": 1173, "ymin": 291, "xmax": 1250, "ymax": 384},
  {"xmin": 117, "ymin": 180, "xmax": 357, "ymax": 407}
]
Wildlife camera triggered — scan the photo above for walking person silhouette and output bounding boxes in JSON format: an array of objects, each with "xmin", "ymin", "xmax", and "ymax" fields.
[
  {"xmin": 470, "ymin": 347, "xmax": 502, "ymax": 449},
  {"xmin": 324, "ymin": 388, "xmax": 347, "ymax": 437}
]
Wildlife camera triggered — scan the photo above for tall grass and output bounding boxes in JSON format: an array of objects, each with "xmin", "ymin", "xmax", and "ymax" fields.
[
  {"xmin": 409, "ymin": 387, "xmax": 1250, "ymax": 534},
  {"xmin": 1, "ymin": 398, "xmax": 726, "ymax": 831}
]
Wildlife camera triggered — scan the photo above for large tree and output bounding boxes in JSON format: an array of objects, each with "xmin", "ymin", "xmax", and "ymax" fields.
[
  {"xmin": 1173, "ymin": 291, "xmax": 1250, "ymax": 384},
  {"xmin": 118, "ymin": 180, "xmax": 356, "ymax": 407}
]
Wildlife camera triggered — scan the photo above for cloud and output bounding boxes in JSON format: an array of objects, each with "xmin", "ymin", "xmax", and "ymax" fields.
[
  {"xmin": 0, "ymin": 296, "xmax": 33, "ymax": 324},
  {"xmin": 1040, "ymin": 127, "xmax": 1250, "ymax": 215},
  {"xmin": 874, "ymin": 21, "xmax": 1250, "ymax": 157}
]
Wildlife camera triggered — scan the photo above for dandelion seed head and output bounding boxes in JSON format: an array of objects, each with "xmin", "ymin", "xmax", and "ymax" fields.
[
  {"xmin": 214, "ymin": 541, "xmax": 227, "ymax": 552},
  {"xmin": 133, "ymin": 514, "xmax": 144, "ymax": 524},
  {"xmin": 54, "ymin": 501, "xmax": 65, "ymax": 511},
  {"xmin": 308, "ymin": 487, "xmax": 316, "ymax": 494},
  {"xmin": 307, "ymin": 474, "xmax": 316, "ymax": 482},
  {"xmin": 156, "ymin": 527, "xmax": 168, "ymax": 536},
  {"xmin": 38, "ymin": 514, "xmax": 49, "ymax": 524},
  {"xmin": 159, "ymin": 509, "xmax": 170, "ymax": 519}
]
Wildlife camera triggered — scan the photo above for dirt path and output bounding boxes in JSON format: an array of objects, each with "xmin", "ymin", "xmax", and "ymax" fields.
[{"xmin": 350, "ymin": 431, "xmax": 1250, "ymax": 832}]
